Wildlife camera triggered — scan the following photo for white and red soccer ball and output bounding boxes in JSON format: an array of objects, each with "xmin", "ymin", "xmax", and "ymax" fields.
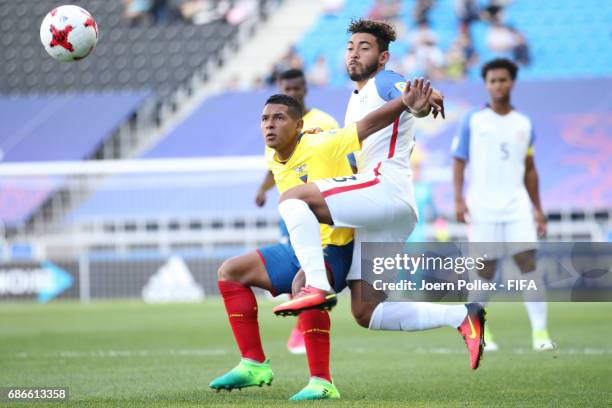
[{"xmin": 40, "ymin": 5, "xmax": 99, "ymax": 62}]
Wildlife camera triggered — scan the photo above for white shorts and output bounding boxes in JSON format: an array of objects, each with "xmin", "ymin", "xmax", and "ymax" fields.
[
  {"xmin": 314, "ymin": 171, "xmax": 417, "ymax": 281},
  {"xmin": 469, "ymin": 218, "xmax": 538, "ymax": 260}
]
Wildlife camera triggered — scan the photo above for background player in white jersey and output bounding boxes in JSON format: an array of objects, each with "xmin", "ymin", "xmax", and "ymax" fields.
[
  {"xmin": 452, "ymin": 58, "xmax": 554, "ymax": 351},
  {"xmin": 273, "ymin": 19, "xmax": 486, "ymax": 370}
]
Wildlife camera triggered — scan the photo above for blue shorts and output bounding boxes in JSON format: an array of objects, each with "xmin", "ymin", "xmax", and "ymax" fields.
[{"xmin": 257, "ymin": 242, "xmax": 353, "ymax": 296}]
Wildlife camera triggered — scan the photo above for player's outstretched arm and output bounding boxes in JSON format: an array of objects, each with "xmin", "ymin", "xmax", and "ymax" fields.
[
  {"xmin": 355, "ymin": 78, "xmax": 432, "ymax": 143},
  {"xmin": 255, "ymin": 170, "xmax": 275, "ymax": 207},
  {"xmin": 453, "ymin": 158, "xmax": 469, "ymax": 223},
  {"xmin": 524, "ymin": 155, "xmax": 547, "ymax": 237}
]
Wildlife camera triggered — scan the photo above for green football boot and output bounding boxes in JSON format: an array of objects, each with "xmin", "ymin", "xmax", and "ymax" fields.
[
  {"xmin": 533, "ymin": 329, "xmax": 555, "ymax": 351},
  {"xmin": 209, "ymin": 358, "xmax": 274, "ymax": 391},
  {"xmin": 289, "ymin": 377, "xmax": 340, "ymax": 401}
]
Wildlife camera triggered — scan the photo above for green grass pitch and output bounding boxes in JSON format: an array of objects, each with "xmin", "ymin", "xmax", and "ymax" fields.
[{"xmin": 1, "ymin": 300, "xmax": 611, "ymax": 407}]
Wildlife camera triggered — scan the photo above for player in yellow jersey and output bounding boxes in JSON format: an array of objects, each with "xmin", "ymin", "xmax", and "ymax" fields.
[
  {"xmin": 210, "ymin": 83, "xmax": 423, "ymax": 400},
  {"xmin": 254, "ymin": 69, "xmax": 353, "ymax": 356},
  {"xmin": 255, "ymin": 69, "xmax": 345, "ymax": 210}
]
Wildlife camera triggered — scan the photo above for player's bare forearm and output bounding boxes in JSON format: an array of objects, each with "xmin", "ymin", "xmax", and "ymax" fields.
[
  {"xmin": 524, "ymin": 156, "xmax": 543, "ymax": 212},
  {"xmin": 255, "ymin": 170, "xmax": 275, "ymax": 207},
  {"xmin": 453, "ymin": 158, "xmax": 469, "ymax": 222},
  {"xmin": 259, "ymin": 170, "xmax": 276, "ymax": 192},
  {"xmin": 453, "ymin": 158, "xmax": 467, "ymax": 203},
  {"xmin": 355, "ymin": 97, "xmax": 406, "ymax": 143},
  {"xmin": 356, "ymin": 78, "xmax": 433, "ymax": 142}
]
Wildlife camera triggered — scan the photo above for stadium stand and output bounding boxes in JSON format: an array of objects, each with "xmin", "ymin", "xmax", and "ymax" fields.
[
  {"xmin": 0, "ymin": 92, "xmax": 149, "ymax": 162},
  {"xmin": 295, "ymin": 0, "xmax": 612, "ymax": 85},
  {"xmin": 0, "ymin": 92, "xmax": 149, "ymax": 227},
  {"xmin": 0, "ymin": 0, "xmax": 238, "ymax": 98}
]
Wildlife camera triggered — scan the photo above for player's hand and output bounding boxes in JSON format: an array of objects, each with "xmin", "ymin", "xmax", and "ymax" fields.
[
  {"xmin": 255, "ymin": 189, "xmax": 266, "ymax": 207},
  {"xmin": 303, "ymin": 127, "xmax": 324, "ymax": 134},
  {"xmin": 402, "ymin": 77, "xmax": 433, "ymax": 115},
  {"xmin": 534, "ymin": 208, "xmax": 547, "ymax": 238},
  {"xmin": 455, "ymin": 199, "xmax": 469, "ymax": 223},
  {"xmin": 429, "ymin": 88, "xmax": 445, "ymax": 119}
]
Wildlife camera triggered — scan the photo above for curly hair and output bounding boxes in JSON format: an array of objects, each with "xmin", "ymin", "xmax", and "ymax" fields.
[
  {"xmin": 347, "ymin": 18, "xmax": 397, "ymax": 52},
  {"xmin": 481, "ymin": 58, "xmax": 519, "ymax": 80}
]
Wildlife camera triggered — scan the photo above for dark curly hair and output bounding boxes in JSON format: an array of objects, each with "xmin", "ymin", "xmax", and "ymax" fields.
[
  {"xmin": 347, "ymin": 18, "xmax": 397, "ymax": 52},
  {"xmin": 481, "ymin": 58, "xmax": 519, "ymax": 80}
]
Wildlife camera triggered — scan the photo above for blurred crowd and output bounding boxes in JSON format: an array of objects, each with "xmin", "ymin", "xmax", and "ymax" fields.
[
  {"xmin": 122, "ymin": 0, "xmax": 261, "ymax": 26},
  {"xmin": 261, "ymin": 0, "xmax": 531, "ymax": 86}
]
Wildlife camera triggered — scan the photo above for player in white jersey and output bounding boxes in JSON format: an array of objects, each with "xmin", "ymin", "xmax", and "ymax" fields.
[
  {"xmin": 452, "ymin": 58, "xmax": 554, "ymax": 351},
  {"xmin": 274, "ymin": 19, "xmax": 486, "ymax": 370}
]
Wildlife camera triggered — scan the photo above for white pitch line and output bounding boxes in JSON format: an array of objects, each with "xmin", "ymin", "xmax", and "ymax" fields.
[
  {"xmin": 9, "ymin": 347, "xmax": 612, "ymax": 359},
  {"xmin": 413, "ymin": 347, "xmax": 612, "ymax": 355},
  {"xmin": 12, "ymin": 348, "xmax": 230, "ymax": 359}
]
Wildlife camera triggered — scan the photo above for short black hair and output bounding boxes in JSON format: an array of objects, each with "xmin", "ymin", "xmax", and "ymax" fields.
[
  {"xmin": 481, "ymin": 58, "xmax": 519, "ymax": 80},
  {"xmin": 278, "ymin": 69, "xmax": 305, "ymax": 81},
  {"xmin": 264, "ymin": 94, "xmax": 303, "ymax": 119},
  {"xmin": 347, "ymin": 18, "xmax": 397, "ymax": 52}
]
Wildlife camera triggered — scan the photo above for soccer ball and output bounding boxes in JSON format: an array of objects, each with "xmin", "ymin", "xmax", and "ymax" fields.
[{"xmin": 40, "ymin": 5, "xmax": 99, "ymax": 62}]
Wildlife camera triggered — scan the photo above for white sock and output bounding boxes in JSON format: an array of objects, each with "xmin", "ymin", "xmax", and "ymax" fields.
[
  {"xmin": 524, "ymin": 302, "xmax": 547, "ymax": 332},
  {"xmin": 368, "ymin": 302, "xmax": 468, "ymax": 331},
  {"xmin": 278, "ymin": 199, "xmax": 331, "ymax": 291},
  {"xmin": 522, "ymin": 270, "xmax": 548, "ymax": 332}
]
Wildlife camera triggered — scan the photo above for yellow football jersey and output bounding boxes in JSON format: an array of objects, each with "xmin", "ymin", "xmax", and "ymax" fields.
[
  {"xmin": 265, "ymin": 108, "xmax": 339, "ymax": 160},
  {"xmin": 302, "ymin": 108, "xmax": 339, "ymax": 132},
  {"xmin": 266, "ymin": 124, "xmax": 360, "ymax": 247}
]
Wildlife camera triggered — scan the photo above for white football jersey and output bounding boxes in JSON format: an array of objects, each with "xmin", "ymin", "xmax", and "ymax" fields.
[
  {"xmin": 451, "ymin": 106, "xmax": 535, "ymax": 222},
  {"xmin": 344, "ymin": 70, "xmax": 416, "ymax": 188}
]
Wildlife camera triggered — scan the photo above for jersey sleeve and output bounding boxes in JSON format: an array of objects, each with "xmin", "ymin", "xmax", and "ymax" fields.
[
  {"xmin": 319, "ymin": 111, "xmax": 339, "ymax": 131},
  {"xmin": 527, "ymin": 125, "xmax": 535, "ymax": 156},
  {"xmin": 308, "ymin": 123, "xmax": 360, "ymax": 159},
  {"xmin": 374, "ymin": 70, "xmax": 407, "ymax": 102},
  {"xmin": 451, "ymin": 111, "xmax": 472, "ymax": 161}
]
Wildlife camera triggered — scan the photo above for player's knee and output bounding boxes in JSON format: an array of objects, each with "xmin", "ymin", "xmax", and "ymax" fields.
[
  {"xmin": 515, "ymin": 250, "xmax": 536, "ymax": 273},
  {"xmin": 279, "ymin": 189, "xmax": 307, "ymax": 204},
  {"xmin": 217, "ymin": 258, "xmax": 241, "ymax": 282},
  {"xmin": 352, "ymin": 306, "xmax": 373, "ymax": 328}
]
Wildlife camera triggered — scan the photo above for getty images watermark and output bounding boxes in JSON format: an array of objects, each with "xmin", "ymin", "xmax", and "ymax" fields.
[{"xmin": 360, "ymin": 242, "xmax": 612, "ymax": 302}]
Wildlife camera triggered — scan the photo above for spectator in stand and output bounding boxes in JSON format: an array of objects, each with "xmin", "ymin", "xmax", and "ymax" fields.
[
  {"xmin": 123, "ymin": 0, "xmax": 153, "ymax": 26},
  {"xmin": 481, "ymin": 0, "xmax": 513, "ymax": 24},
  {"xmin": 266, "ymin": 46, "xmax": 304, "ymax": 85},
  {"xmin": 226, "ymin": 0, "xmax": 257, "ymax": 26},
  {"xmin": 404, "ymin": 19, "xmax": 445, "ymax": 79},
  {"xmin": 445, "ymin": 46, "xmax": 466, "ymax": 80},
  {"xmin": 323, "ymin": 0, "xmax": 345, "ymax": 16},
  {"xmin": 368, "ymin": 0, "xmax": 404, "ymax": 37},
  {"xmin": 454, "ymin": 0, "xmax": 479, "ymax": 26},
  {"xmin": 413, "ymin": 0, "xmax": 434, "ymax": 25},
  {"xmin": 416, "ymin": 37, "xmax": 446, "ymax": 80},
  {"xmin": 486, "ymin": 21, "xmax": 516, "ymax": 55},
  {"xmin": 151, "ymin": 0, "xmax": 169, "ymax": 23},
  {"xmin": 307, "ymin": 55, "xmax": 331, "ymax": 87},
  {"xmin": 408, "ymin": 20, "xmax": 439, "ymax": 49},
  {"xmin": 180, "ymin": 0, "xmax": 227, "ymax": 25},
  {"xmin": 509, "ymin": 26, "xmax": 531, "ymax": 66},
  {"xmin": 399, "ymin": 48, "xmax": 422, "ymax": 77},
  {"xmin": 446, "ymin": 24, "xmax": 478, "ymax": 79}
]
